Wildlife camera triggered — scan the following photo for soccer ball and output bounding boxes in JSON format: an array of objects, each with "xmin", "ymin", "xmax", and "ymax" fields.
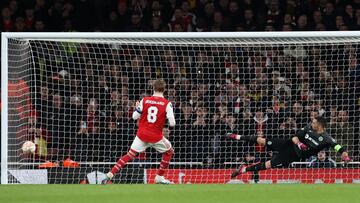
[{"xmin": 22, "ymin": 141, "xmax": 36, "ymax": 154}]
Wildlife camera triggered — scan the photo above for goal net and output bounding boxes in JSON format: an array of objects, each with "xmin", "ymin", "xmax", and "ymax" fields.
[{"xmin": 2, "ymin": 32, "xmax": 359, "ymax": 184}]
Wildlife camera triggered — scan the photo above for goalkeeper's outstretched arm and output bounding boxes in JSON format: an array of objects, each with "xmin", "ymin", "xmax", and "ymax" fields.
[{"xmin": 326, "ymin": 135, "xmax": 351, "ymax": 162}]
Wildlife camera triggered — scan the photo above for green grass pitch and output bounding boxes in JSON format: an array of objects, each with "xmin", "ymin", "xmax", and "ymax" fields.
[{"xmin": 1, "ymin": 184, "xmax": 359, "ymax": 203}]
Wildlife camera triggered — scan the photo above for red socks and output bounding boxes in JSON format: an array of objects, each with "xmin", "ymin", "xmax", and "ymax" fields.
[
  {"xmin": 111, "ymin": 149, "xmax": 137, "ymax": 174},
  {"xmin": 157, "ymin": 149, "xmax": 174, "ymax": 176}
]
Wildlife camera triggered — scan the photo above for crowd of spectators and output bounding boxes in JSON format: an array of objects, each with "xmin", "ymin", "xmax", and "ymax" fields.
[
  {"xmin": 3, "ymin": 0, "xmax": 358, "ymax": 167},
  {"xmin": 3, "ymin": 0, "xmax": 360, "ymax": 32}
]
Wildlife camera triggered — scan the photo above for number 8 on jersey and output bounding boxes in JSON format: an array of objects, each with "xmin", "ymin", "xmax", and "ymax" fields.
[{"xmin": 147, "ymin": 106, "xmax": 158, "ymax": 123}]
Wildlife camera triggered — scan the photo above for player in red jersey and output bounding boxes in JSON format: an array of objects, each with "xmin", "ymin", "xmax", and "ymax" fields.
[{"xmin": 102, "ymin": 79, "xmax": 176, "ymax": 184}]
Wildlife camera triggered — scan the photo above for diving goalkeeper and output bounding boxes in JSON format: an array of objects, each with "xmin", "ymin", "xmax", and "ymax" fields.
[{"xmin": 226, "ymin": 116, "xmax": 351, "ymax": 179}]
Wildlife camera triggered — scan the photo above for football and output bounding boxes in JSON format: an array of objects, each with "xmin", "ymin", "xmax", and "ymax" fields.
[{"xmin": 21, "ymin": 141, "xmax": 36, "ymax": 154}]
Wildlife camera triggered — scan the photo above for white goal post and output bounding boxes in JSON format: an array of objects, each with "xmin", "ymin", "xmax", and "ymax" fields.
[{"xmin": 2, "ymin": 32, "xmax": 360, "ymax": 184}]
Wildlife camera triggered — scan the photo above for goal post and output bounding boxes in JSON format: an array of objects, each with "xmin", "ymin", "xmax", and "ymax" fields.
[
  {"xmin": 1, "ymin": 33, "xmax": 9, "ymax": 185},
  {"xmin": 1, "ymin": 32, "xmax": 360, "ymax": 184}
]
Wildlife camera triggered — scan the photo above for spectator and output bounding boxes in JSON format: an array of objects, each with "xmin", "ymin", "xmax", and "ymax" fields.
[
  {"xmin": 1, "ymin": 7, "xmax": 13, "ymax": 31},
  {"xmin": 207, "ymin": 112, "xmax": 228, "ymax": 163},
  {"xmin": 212, "ymin": 10, "xmax": 230, "ymax": 31},
  {"xmin": 25, "ymin": 8, "xmax": 35, "ymax": 30},
  {"xmin": 14, "ymin": 17, "xmax": 26, "ymax": 32},
  {"xmin": 34, "ymin": 20, "xmax": 46, "ymax": 31},
  {"xmin": 36, "ymin": 86, "xmax": 51, "ymax": 126},
  {"xmin": 191, "ymin": 104, "xmax": 210, "ymax": 162},
  {"xmin": 279, "ymin": 117, "xmax": 298, "ymax": 135},
  {"xmin": 329, "ymin": 110, "xmax": 356, "ymax": 159},
  {"xmin": 96, "ymin": 75, "xmax": 111, "ymax": 109},
  {"xmin": 265, "ymin": 0, "xmax": 282, "ymax": 26},
  {"xmin": 296, "ymin": 14, "xmax": 310, "ymax": 31},
  {"xmin": 291, "ymin": 102, "xmax": 307, "ymax": 126},
  {"xmin": 128, "ymin": 12, "xmax": 147, "ymax": 32},
  {"xmin": 181, "ymin": 1, "xmax": 196, "ymax": 30},
  {"xmin": 282, "ymin": 13, "xmax": 295, "ymax": 27},
  {"xmin": 354, "ymin": 8, "xmax": 360, "ymax": 29},
  {"xmin": 117, "ymin": 1, "xmax": 131, "ymax": 30},
  {"xmin": 309, "ymin": 151, "xmax": 336, "ymax": 168},
  {"xmin": 323, "ymin": 2, "xmax": 336, "ymax": 30},
  {"xmin": 150, "ymin": 16, "xmax": 166, "ymax": 32},
  {"xmin": 335, "ymin": 15, "xmax": 345, "ymax": 30},
  {"xmin": 243, "ymin": 8, "xmax": 257, "ymax": 31},
  {"xmin": 203, "ymin": 2, "xmax": 215, "ymax": 25},
  {"xmin": 309, "ymin": 110, "xmax": 320, "ymax": 122},
  {"xmin": 229, "ymin": 84, "xmax": 250, "ymax": 116},
  {"xmin": 227, "ymin": 0, "xmax": 241, "ymax": 29},
  {"xmin": 100, "ymin": 119, "xmax": 121, "ymax": 160},
  {"xmin": 215, "ymin": 0, "xmax": 229, "ymax": 14},
  {"xmin": 104, "ymin": 11, "xmax": 121, "ymax": 32},
  {"xmin": 8, "ymin": 0, "xmax": 19, "ymax": 16},
  {"xmin": 310, "ymin": 10, "xmax": 323, "ymax": 30},
  {"xmin": 343, "ymin": 4, "xmax": 356, "ymax": 29},
  {"xmin": 169, "ymin": 7, "xmax": 191, "ymax": 32},
  {"xmin": 250, "ymin": 108, "xmax": 270, "ymax": 155}
]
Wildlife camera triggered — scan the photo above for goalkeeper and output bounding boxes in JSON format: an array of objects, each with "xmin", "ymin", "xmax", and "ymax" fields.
[{"xmin": 226, "ymin": 116, "xmax": 351, "ymax": 179}]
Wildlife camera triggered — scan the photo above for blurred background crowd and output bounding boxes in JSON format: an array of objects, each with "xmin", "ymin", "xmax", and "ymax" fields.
[
  {"xmin": 3, "ymin": 0, "xmax": 360, "ymax": 32},
  {"xmin": 2, "ymin": 0, "xmax": 359, "ymax": 167}
]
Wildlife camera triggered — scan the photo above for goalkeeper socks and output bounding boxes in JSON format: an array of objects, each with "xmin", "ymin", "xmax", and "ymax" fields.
[
  {"xmin": 157, "ymin": 149, "xmax": 174, "ymax": 176},
  {"xmin": 111, "ymin": 149, "xmax": 137, "ymax": 175},
  {"xmin": 245, "ymin": 162, "xmax": 266, "ymax": 172},
  {"xmin": 226, "ymin": 133, "xmax": 258, "ymax": 144}
]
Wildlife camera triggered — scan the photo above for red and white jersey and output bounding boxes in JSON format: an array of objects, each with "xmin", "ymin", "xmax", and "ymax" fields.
[{"xmin": 133, "ymin": 95, "xmax": 175, "ymax": 143}]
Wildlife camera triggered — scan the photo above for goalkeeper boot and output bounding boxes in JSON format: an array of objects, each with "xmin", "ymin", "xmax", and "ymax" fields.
[
  {"xmin": 101, "ymin": 172, "xmax": 114, "ymax": 184},
  {"xmin": 231, "ymin": 165, "xmax": 247, "ymax": 179},
  {"xmin": 154, "ymin": 175, "xmax": 174, "ymax": 184}
]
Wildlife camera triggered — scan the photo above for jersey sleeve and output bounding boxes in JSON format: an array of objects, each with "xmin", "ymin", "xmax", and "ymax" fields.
[
  {"xmin": 294, "ymin": 127, "xmax": 306, "ymax": 139},
  {"xmin": 136, "ymin": 99, "xmax": 144, "ymax": 113},
  {"xmin": 166, "ymin": 102, "xmax": 176, "ymax": 127},
  {"xmin": 132, "ymin": 99, "xmax": 144, "ymax": 120},
  {"xmin": 325, "ymin": 135, "xmax": 345, "ymax": 154}
]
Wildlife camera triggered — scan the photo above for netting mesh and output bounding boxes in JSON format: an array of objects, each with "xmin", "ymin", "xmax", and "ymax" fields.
[{"xmin": 5, "ymin": 36, "xmax": 360, "ymax": 184}]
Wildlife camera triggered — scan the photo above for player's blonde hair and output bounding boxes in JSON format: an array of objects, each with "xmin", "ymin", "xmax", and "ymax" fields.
[{"xmin": 153, "ymin": 79, "xmax": 166, "ymax": 93}]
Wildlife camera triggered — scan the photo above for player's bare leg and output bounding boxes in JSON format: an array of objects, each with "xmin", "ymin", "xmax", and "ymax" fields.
[
  {"xmin": 154, "ymin": 148, "xmax": 174, "ymax": 184},
  {"xmin": 102, "ymin": 149, "xmax": 138, "ymax": 184}
]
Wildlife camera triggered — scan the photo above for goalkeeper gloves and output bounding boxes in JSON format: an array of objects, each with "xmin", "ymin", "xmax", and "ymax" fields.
[
  {"xmin": 297, "ymin": 142, "xmax": 309, "ymax": 150},
  {"xmin": 342, "ymin": 155, "xmax": 351, "ymax": 163},
  {"xmin": 225, "ymin": 133, "xmax": 241, "ymax": 140}
]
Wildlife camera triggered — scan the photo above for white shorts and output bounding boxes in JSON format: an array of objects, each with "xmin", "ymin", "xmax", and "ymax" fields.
[{"xmin": 130, "ymin": 136, "xmax": 172, "ymax": 153}]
